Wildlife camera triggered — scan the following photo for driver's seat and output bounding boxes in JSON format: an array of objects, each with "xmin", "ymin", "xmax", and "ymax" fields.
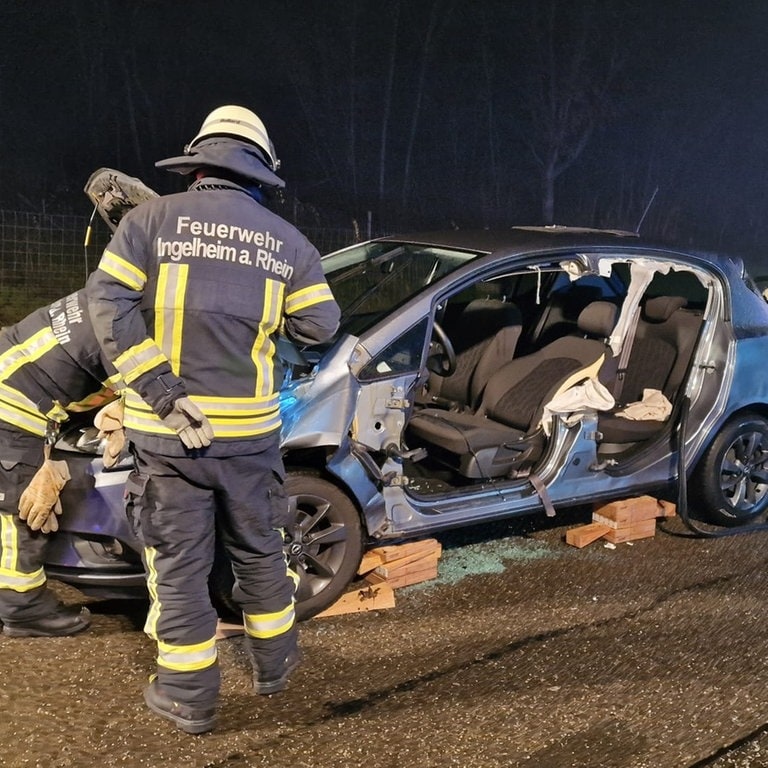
[
  {"xmin": 407, "ymin": 301, "xmax": 617, "ymax": 478},
  {"xmin": 426, "ymin": 298, "xmax": 522, "ymax": 410}
]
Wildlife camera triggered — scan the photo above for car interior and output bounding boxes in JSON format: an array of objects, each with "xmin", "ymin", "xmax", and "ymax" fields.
[{"xmin": 402, "ymin": 258, "xmax": 710, "ymax": 494}]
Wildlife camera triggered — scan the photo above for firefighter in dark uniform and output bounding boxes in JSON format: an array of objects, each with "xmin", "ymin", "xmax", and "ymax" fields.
[
  {"xmin": 86, "ymin": 105, "xmax": 341, "ymax": 734},
  {"xmin": 0, "ymin": 290, "xmax": 123, "ymax": 637}
]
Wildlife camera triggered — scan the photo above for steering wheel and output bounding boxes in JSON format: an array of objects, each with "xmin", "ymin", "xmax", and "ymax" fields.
[{"xmin": 428, "ymin": 321, "xmax": 457, "ymax": 376}]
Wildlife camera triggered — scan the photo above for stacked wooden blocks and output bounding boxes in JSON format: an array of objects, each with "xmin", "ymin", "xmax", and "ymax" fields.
[
  {"xmin": 360, "ymin": 538, "xmax": 443, "ymax": 588},
  {"xmin": 565, "ymin": 495, "xmax": 676, "ymax": 548},
  {"xmin": 315, "ymin": 538, "xmax": 442, "ymax": 618}
]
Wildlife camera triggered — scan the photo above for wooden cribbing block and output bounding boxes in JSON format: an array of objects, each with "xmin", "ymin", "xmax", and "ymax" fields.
[
  {"xmin": 592, "ymin": 495, "xmax": 674, "ymax": 524},
  {"xmin": 215, "ymin": 619, "xmax": 244, "ymax": 639},
  {"xmin": 602, "ymin": 517, "xmax": 656, "ymax": 544},
  {"xmin": 565, "ymin": 522, "xmax": 612, "ymax": 548},
  {"xmin": 657, "ymin": 500, "xmax": 676, "ymax": 517},
  {"xmin": 357, "ymin": 538, "xmax": 441, "ymax": 575},
  {"xmin": 370, "ymin": 546, "xmax": 442, "ymax": 576},
  {"xmin": 314, "ymin": 581, "xmax": 396, "ymax": 618},
  {"xmin": 356, "ymin": 537, "xmax": 443, "ymax": 588},
  {"xmin": 366, "ymin": 559, "xmax": 439, "ymax": 589},
  {"xmin": 373, "ymin": 552, "xmax": 441, "ymax": 579}
]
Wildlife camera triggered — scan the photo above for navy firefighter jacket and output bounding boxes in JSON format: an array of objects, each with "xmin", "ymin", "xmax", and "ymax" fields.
[
  {"xmin": 86, "ymin": 177, "xmax": 340, "ymax": 456},
  {"xmin": 0, "ymin": 290, "xmax": 122, "ymax": 461}
]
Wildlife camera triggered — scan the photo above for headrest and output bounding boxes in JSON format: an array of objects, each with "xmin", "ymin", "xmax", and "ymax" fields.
[
  {"xmin": 464, "ymin": 298, "xmax": 522, "ymax": 326},
  {"xmin": 643, "ymin": 296, "xmax": 687, "ymax": 323},
  {"xmin": 577, "ymin": 301, "xmax": 617, "ymax": 338}
]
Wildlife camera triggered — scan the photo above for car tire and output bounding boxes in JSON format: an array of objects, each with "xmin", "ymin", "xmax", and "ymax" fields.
[
  {"xmin": 209, "ymin": 470, "xmax": 364, "ymax": 622},
  {"xmin": 692, "ymin": 412, "xmax": 768, "ymax": 526},
  {"xmin": 284, "ymin": 471, "xmax": 365, "ymax": 620}
]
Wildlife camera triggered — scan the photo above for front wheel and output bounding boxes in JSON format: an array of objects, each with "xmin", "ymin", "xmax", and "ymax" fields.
[
  {"xmin": 284, "ymin": 471, "xmax": 364, "ymax": 619},
  {"xmin": 692, "ymin": 412, "xmax": 768, "ymax": 527},
  {"xmin": 210, "ymin": 471, "xmax": 365, "ymax": 621}
]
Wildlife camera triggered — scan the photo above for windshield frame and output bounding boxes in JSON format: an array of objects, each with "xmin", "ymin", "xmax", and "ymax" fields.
[{"xmin": 322, "ymin": 240, "xmax": 485, "ymax": 336}]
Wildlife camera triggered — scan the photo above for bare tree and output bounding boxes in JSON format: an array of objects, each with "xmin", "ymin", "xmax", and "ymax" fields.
[{"xmin": 516, "ymin": 0, "xmax": 623, "ymax": 224}]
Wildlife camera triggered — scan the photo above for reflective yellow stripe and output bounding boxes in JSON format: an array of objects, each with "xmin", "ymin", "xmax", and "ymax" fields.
[
  {"xmin": 0, "ymin": 515, "xmax": 47, "ymax": 592},
  {"xmin": 103, "ymin": 373, "xmax": 125, "ymax": 391},
  {"xmin": 115, "ymin": 339, "xmax": 169, "ymax": 384},
  {"xmin": 124, "ymin": 390, "xmax": 282, "ymax": 438},
  {"xmin": 143, "ymin": 547, "xmax": 161, "ymax": 639},
  {"xmin": 64, "ymin": 386, "xmax": 120, "ymax": 413},
  {"xmin": 278, "ymin": 537, "xmax": 300, "ymax": 590},
  {"xmin": 0, "ymin": 328, "xmax": 60, "ymax": 433},
  {"xmin": 243, "ymin": 602, "xmax": 295, "ymax": 639},
  {"xmin": 98, "ymin": 250, "xmax": 147, "ymax": 291},
  {"xmin": 250, "ymin": 279, "xmax": 283, "ymax": 398},
  {"xmin": 157, "ymin": 636, "xmax": 218, "ymax": 672},
  {"xmin": 45, "ymin": 401, "xmax": 68, "ymax": 422},
  {"xmin": 155, "ymin": 263, "xmax": 188, "ymax": 374},
  {"xmin": 0, "ymin": 383, "xmax": 48, "ymax": 435},
  {"xmin": 1, "ymin": 514, "xmax": 17, "ymax": 572},
  {"xmin": 0, "ymin": 328, "xmax": 59, "ymax": 379},
  {"xmin": 285, "ymin": 283, "xmax": 335, "ymax": 313}
]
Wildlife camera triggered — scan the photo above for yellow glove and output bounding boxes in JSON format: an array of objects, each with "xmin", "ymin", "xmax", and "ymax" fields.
[
  {"xmin": 94, "ymin": 398, "xmax": 125, "ymax": 468},
  {"xmin": 18, "ymin": 459, "xmax": 71, "ymax": 532}
]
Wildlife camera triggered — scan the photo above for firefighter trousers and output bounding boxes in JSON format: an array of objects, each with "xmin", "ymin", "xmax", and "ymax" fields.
[
  {"xmin": 0, "ymin": 455, "xmax": 61, "ymax": 624},
  {"xmin": 126, "ymin": 435, "xmax": 297, "ymax": 710}
]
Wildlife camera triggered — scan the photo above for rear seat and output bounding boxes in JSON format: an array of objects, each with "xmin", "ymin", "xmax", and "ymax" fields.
[{"xmin": 598, "ymin": 295, "xmax": 704, "ymax": 445}]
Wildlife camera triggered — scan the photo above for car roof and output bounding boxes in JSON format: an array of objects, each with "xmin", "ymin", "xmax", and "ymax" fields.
[{"xmin": 374, "ymin": 225, "xmax": 732, "ymax": 268}]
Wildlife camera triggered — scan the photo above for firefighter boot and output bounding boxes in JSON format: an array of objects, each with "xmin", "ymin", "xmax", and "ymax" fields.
[
  {"xmin": 143, "ymin": 677, "xmax": 216, "ymax": 734},
  {"xmin": 2, "ymin": 604, "xmax": 91, "ymax": 638},
  {"xmin": 252, "ymin": 646, "xmax": 302, "ymax": 695}
]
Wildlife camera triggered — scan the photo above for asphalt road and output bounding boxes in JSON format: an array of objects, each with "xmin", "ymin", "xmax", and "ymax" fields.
[{"xmin": 3, "ymin": 507, "xmax": 768, "ymax": 768}]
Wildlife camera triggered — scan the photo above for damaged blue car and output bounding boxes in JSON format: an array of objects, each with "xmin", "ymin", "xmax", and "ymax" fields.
[{"xmin": 46, "ymin": 216, "xmax": 768, "ymax": 618}]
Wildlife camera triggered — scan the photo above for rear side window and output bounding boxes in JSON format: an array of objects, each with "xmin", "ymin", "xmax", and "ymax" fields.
[{"xmin": 645, "ymin": 270, "xmax": 709, "ymax": 309}]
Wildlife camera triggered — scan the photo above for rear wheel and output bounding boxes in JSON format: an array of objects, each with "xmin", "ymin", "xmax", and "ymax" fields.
[
  {"xmin": 692, "ymin": 413, "xmax": 768, "ymax": 526},
  {"xmin": 210, "ymin": 470, "xmax": 364, "ymax": 621}
]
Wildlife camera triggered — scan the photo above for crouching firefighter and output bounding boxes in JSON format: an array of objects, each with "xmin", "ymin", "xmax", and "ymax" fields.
[
  {"xmin": 0, "ymin": 290, "xmax": 124, "ymax": 637},
  {"xmin": 86, "ymin": 105, "xmax": 340, "ymax": 734}
]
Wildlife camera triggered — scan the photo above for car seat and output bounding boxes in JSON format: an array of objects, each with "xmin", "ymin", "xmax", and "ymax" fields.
[
  {"xmin": 407, "ymin": 300, "xmax": 617, "ymax": 478},
  {"xmin": 426, "ymin": 298, "xmax": 523, "ymax": 411},
  {"xmin": 598, "ymin": 295, "xmax": 704, "ymax": 446}
]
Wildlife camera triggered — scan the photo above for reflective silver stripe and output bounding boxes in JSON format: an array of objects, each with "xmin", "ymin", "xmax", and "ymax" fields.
[
  {"xmin": 124, "ymin": 390, "xmax": 282, "ymax": 438},
  {"xmin": 0, "ymin": 327, "xmax": 59, "ymax": 435},
  {"xmin": 143, "ymin": 547, "xmax": 161, "ymax": 639},
  {"xmin": 155, "ymin": 263, "xmax": 188, "ymax": 373},
  {"xmin": 252, "ymin": 279, "xmax": 284, "ymax": 398},
  {"xmin": 0, "ymin": 515, "xmax": 47, "ymax": 592},
  {"xmin": 114, "ymin": 339, "xmax": 169, "ymax": 384},
  {"xmin": 243, "ymin": 602, "xmax": 295, "ymax": 639},
  {"xmin": 0, "ymin": 384, "xmax": 48, "ymax": 435},
  {"xmin": 98, "ymin": 250, "xmax": 147, "ymax": 291},
  {"xmin": 157, "ymin": 637, "xmax": 218, "ymax": 672},
  {"xmin": 285, "ymin": 283, "xmax": 335, "ymax": 313},
  {"xmin": 1, "ymin": 514, "xmax": 16, "ymax": 572},
  {"xmin": 102, "ymin": 373, "xmax": 125, "ymax": 391},
  {"xmin": 0, "ymin": 566, "xmax": 47, "ymax": 592},
  {"xmin": 0, "ymin": 328, "xmax": 58, "ymax": 379}
]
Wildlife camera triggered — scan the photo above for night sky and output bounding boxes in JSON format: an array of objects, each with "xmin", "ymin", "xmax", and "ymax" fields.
[{"xmin": 2, "ymin": 0, "xmax": 768, "ymax": 269}]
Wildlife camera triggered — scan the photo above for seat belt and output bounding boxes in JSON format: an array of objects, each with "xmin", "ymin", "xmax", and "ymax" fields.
[
  {"xmin": 529, "ymin": 472, "xmax": 556, "ymax": 518},
  {"xmin": 611, "ymin": 303, "xmax": 641, "ymax": 405}
]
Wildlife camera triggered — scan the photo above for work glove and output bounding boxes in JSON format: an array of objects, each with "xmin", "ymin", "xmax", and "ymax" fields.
[
  {"xmin": 18, "ymin": 459, "xmax": 71, "ymax": 533},
  {"xmin": 161, "ymin": 397, "xmax": 214, "ymax": 450},
  {"xmin": 94, "ymin": 398, "xmax": 125, "ymax": 468}
]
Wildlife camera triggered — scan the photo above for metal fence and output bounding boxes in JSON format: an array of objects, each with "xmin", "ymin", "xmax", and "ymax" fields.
[{"xmin": 0, "ymin": 209, "xmax": 361, "ymax": 326}]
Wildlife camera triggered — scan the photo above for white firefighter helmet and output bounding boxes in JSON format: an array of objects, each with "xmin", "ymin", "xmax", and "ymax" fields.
[{"xmin": 187, "ymin": 105, "xmax": 280, "ymax": 171}]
